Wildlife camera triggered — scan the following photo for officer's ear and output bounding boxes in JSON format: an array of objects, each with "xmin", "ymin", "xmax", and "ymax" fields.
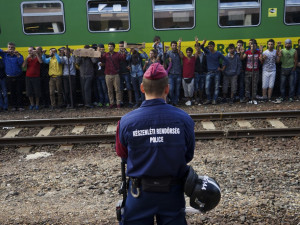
[
  {"xmin": 140, "ymin": 83, "xmax": 145, "ymax": 94},
  {"xmin": 164, "ymin": 84, "xmax": 169, "ymax": 95}
]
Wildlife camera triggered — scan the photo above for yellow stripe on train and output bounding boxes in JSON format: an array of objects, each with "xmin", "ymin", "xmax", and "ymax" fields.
[{"xmin": 10, "ymin": 37, "xmax": 300, "ymax": 56}]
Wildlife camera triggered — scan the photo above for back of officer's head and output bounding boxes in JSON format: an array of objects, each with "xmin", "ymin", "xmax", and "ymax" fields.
[{"xmin": 143, "ymin": 63, "xmax": 168, "ymax": 96}]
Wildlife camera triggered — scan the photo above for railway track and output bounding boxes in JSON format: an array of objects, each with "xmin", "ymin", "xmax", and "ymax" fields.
[{"xmin": 0, "ymin": 110, "xmax": 300, "ymax": 147}]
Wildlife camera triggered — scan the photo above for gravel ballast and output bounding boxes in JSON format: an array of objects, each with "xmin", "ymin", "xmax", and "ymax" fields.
[{"xmin": 0, "ymin": 101, "xmax": 299, "ymax": 224}]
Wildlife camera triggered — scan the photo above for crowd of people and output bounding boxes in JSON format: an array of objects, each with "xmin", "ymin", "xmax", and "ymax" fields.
[{"xmin": 0, "ymin": 36, "xmax": 299, "ymax": 111}]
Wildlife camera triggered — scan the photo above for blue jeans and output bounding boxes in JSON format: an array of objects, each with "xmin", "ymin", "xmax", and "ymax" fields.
[
  {"xmin": 294, "ymin": 67, "xmax": 300, "ymax": 97},
  {"xmin": 122, "ymin": 182, "xmax": 187, "ymax": 225},
  {"xmin": 131, "ymin": 75, "xmax": 144, "ymax": 103},
  {"xmin": 168, "ymin": 74, "xmax": 181, "ymax": 104},
  {"xmin": 0, "ymin": 78, "xmax": 8, "ymax": 110},
  {"xmin": 194, "ymin": 72, "xmax": 206, "ymax": 91},
  {"xmin": 120, "ymin": 73, "xmax": 132, "ymax": 91},
  {"xmin": 205, "ymin": 71, "xmax": 220, "ymax": 101},
  {"xmin": 96, "ymin": 76, "xmax": 109, "ymax": 104},
  {"xmin": 280, "ymin": 68, "xmax": 295, "ymax": 99}
]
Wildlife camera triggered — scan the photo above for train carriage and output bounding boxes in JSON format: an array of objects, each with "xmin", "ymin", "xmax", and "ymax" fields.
[{"xmin": 0, "ymin": 0, "xmax": 299, "ymax": 54}]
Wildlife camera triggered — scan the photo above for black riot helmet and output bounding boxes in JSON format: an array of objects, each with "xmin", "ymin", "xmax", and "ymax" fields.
[{"xmin": 184, "ymin": 166, "xmax": 221, "ymax": 212}]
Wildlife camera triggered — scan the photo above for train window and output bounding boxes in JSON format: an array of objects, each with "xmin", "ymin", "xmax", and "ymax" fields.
[
  {"xmin": 285, "ymin": 0, "xmax": 300, "ymax": 25},
  {"xmin": 87, "ymin": 0, "xmax": 130, "ymax": 32},
  {"xmin": 21, "ymin": 1, "xmax": 65, "ymax": 34},
  {"xmin": 218, "ymin": 0, "xmax": 261, "ymax": 28},
  {"xmin": 152, "ymin": 0, "xmax": 195, "ymax": 30}
]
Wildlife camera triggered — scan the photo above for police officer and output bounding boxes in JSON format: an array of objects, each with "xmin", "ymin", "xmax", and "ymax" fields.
[{"xmin": 116, "ymin": 62, "xmax": 195, "ymax": 224}]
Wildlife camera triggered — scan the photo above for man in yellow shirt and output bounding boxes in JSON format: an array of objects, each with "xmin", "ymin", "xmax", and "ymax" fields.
[{"xmin": 42, "ymin": 48, "xmax": 63, "ymax": 109}]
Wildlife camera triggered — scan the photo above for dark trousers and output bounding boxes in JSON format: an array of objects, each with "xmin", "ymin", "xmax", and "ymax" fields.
[
  {"xmin": 80, "ymin": 76, "xmax": 93, "ymax": 106},
  {"xmin": 122, "ymin": 181, "xmax": 187, "ymax": 225},
  {"xmin": 63, "ymin": 75, "xmax": 76, "ymax": 106},
  {"xmin": 6, "ymin": 75, "xmax": 24, "ymax": 108},
  {"xmin": 40, "ymin": 76, "xmax": 50, "ymax": 107}
]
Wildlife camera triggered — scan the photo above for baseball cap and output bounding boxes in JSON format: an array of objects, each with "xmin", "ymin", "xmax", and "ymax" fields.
[
  {"xmin": 285, "ymin": 39, "xmax": 292, "ymax": 44},
  {"xmin": 144, "ymin": 63, "xmax": 167, "ymax": 80},
  {"xmin": 98, "ymin": 43, "xmax": 104, "ymax": 48}
]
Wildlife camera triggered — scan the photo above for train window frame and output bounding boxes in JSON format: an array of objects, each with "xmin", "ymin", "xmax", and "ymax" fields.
[
  {"xmin": 284, "ymin": 0, "xmax": 300, "ymax": 25},
  {"xmin": 218, "ymin": 0, "xmax": 261, "ymax": 28},
  {"xmin": 21, "ymin": 1, "xmax": 66, "ymax": 35},
  {"xmin": 86, "ymin": 0, "xmax": 131, "ymax": 33},
  {"xmin": 152, "ymin": 0, "xmax": 196, "ymax": 31}
]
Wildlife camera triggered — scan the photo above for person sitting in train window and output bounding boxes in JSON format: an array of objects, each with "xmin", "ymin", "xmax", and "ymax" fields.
[
  {"xmin": 99, "ymin": 42, "xmax": 126, "ymax": 109},
  {"xmin": 194, "ymin": 42, "xmax": 207, "ymax": 105},
  {"xmin": 258, "ymin": 39, "xmax": 278, "ymax": 102},
  {"xmin": 22, "ymin": 47, "xmax": 42, "ymax": 110},
  {"xmin": 236, "ymin": 40, "xmax": 246, "ymax": 103},
  {"xmin": 295, "ymin": 39, "xmax": 300, "ymax": 100},
  {"xmin": 275, "ymin": 39, "xmax": 298, "ymax": 103},
  {"xmin": 200, "ymin": 40, "xmax": 228, "ymax": 105},
  {"xmin": 152, "ymin": 36, "xmax": 163, "ymax": 63},
  {"xmin": 118, "ymin": 41, "xmax": 133, "ymax": 107},
  {"xmin": 222, "ymin": 44, "xmax": 241, "ymax": 105},
  {"xmin": 126, "ymin": 47, "xmax": 148, "ymax": 108},
  {"xmin": 241, "ymin": 39, "xmax": 261, "ymax": 103},
  {"xmin": 178, "ymin": 40, "xmax": 196, "ymax": 106},
  {"xmin": 42, "ymin": 48, "xmax": 63, "ymax": 110},
  {"xmin": 75, "ymin": 45, "xmax": 98, "ymax": 108},
  {"xmin": 0, "ymin": 42, "xmax": 24, "ymax": 111},
  {"xmin": 164, "ymin": 40, "xmax": 182, "ymax": 106},
  {"xmin": 0, "ymin": 55, "xmax": 8, "ymax": 111},
  {"xmin": 61, "ymin": 48, "xmax": 77, "ymax": 109}
]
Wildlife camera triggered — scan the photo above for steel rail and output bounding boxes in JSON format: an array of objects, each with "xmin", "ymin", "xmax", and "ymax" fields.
[
  {"xmin": 0, "ymin": 110, "xmax": 300, "ymax": 127},
  {"xmin": 1, "ymin": 128, "xmax": 299, "ymax": 146}
]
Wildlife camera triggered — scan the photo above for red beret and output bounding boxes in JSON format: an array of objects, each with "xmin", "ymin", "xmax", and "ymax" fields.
[{"xmin": 143, "ymin": 63, "xmax": 167, "ymax": 80}]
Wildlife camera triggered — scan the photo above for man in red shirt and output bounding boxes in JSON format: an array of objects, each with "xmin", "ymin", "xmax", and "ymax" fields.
[
  {"xmin": 241, "ymin": 39, "xmax": 261, "ymax": 103},
  {"xmin": 100, "ymin": 42, "xmax": 126, "ymax": 108},
  {"xmin": 22, "ymin": 47, "xmax": 42, "ymax": 110},
  {"xmin": 178, "ymin": 40, "xmax": 196, "ymax": 106}
]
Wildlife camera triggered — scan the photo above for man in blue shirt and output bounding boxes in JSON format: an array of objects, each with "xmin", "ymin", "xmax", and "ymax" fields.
[
  {"xmin": 0, "ymin": 42, "xmax": 24, "ymax": 111},
  {"xmin": 165, "ymin": 41, "xmax": 182, "ymax": 106},
  {"xmin": 116, "ymin": 62, "xmax": 194, "ymax": 224},
  {"xmin": 200, "ymin": 40, "xmax": 228, "ymax": 105}
]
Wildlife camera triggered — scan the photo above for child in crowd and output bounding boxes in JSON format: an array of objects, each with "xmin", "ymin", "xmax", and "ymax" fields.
[
  {"xmin": 152, "ymin": 36, "xmax": 163, "ymax": 62},
  {"xmin": 222, "ymin": 44, "xmax": 241, "ymax": 104}
]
